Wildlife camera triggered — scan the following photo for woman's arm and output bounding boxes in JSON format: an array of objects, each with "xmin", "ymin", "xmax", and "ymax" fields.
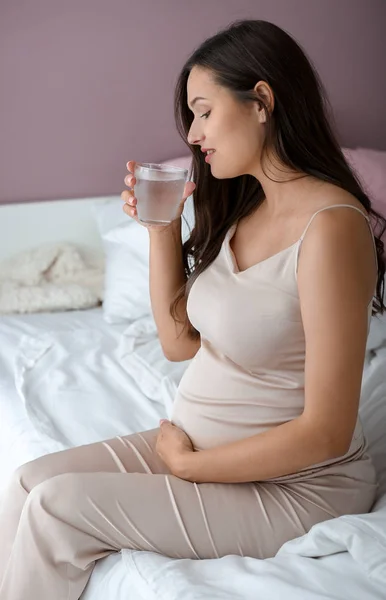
[
  {"xmin": 178, "ymin": 416, "xmax": 343, "ymax": 483},
  {"xmin": 149, "ymin": 220, "xmax": 200, "ymax": 362},
  {"xmin": 176, "ymin": 206, "xmax": 376, "ymax": 484}
]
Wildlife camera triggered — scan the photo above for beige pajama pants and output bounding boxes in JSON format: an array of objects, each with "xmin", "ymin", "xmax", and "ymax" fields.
[{"xmin": 0, "ymin": 427, "xmax": 378, "ymax": 600}]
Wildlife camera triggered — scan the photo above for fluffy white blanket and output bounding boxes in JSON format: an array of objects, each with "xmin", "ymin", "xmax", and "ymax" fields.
[{"xmin": 0, "ymin": 243, "xmax": 105, "ymax": 314}]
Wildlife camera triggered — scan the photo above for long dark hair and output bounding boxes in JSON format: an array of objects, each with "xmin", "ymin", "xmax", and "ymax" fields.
[{"xmin": 171, "ymin": 19, "xmax": 386, "ymax": 338}]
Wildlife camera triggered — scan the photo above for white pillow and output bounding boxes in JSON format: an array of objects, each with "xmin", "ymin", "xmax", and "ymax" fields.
[
  {"xmin": 360, "ymin": 345, "xmax": 386, "ymax": 500},
  {"xmin": 93, "ymin": 156, "xmax": 194, "ymax": 324},
  {"xmin": 367, "ymin": 310, "xmax": 386, "ymax": 354},
  {"xmin": 92, "ymin": 198, "xmax": 150, "ymax": 323}
]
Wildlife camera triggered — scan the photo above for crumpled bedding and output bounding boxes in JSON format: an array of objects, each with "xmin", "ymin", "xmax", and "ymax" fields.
[
  {"xmin": 2, "ymin": 307, "xmax": 386, "ymax": 600},
  {"xmin": 0, "ymin": 242, "xmax": 105, "ymax": 314}
]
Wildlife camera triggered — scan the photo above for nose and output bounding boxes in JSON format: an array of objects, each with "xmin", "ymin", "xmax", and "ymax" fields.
[{"xmin": 187, "ymin": 120, "xmax": 205, "ymax": 146}]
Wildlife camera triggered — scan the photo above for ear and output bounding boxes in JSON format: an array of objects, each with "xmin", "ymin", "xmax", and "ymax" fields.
[{"xmin": 253, "ymin": 80, "xmax": 275, "ymax": 123}]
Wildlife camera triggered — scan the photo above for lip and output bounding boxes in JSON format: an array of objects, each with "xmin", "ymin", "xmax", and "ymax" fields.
[{"xmin": 203, "ymin": 149, "xmax": 216, "ymax": 163}]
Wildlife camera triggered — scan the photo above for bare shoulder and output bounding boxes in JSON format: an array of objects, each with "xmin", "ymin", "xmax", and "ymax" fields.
[
  {"xmin": 302, "ymin": 182, "xmax": 371, "ymax": 240},
  {"xmin": 304, "ymin": 181, "xmax": 369, "ymax": 219},
  {"xmin": 298, "ymin": 182, "xmax": 376, "ymax": 305}
]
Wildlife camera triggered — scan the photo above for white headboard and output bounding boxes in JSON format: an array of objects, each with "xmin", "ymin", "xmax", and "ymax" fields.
[{"xmin": 0, "ymin": 196, "xmax": 117, "ymax": 262}]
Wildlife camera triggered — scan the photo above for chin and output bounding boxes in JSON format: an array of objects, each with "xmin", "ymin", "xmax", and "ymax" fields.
[{"xmin": 210, "ymin": 164, "xmax": 242, "ymax": 180}]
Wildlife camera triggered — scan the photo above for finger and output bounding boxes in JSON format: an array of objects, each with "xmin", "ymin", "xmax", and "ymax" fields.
[
  {"xmin": 122, "ymin": 202, "xmax": 138, "ymax": 218},
  {"xmin": 126, "ymin": 161, "xmax": 137, "ymax": 174},
  {"xmin": 124, "ymin": 174, "xmax": 136, "ymax": 188},
  {"xmin": 121, "ymin": 190, "xmax": 137, "ymax": 206},
  {"xmin": 182, "ymin": 180, "xmax": 196, "ymax": 200}
]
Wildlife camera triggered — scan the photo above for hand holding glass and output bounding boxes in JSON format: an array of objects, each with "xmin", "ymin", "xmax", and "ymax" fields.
[{"xmin": 133, "ymin": 163, "xmax": 188, "ymax": 225}]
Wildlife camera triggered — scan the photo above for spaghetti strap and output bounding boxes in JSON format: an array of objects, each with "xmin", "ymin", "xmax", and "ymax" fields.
[
  {"xmin": 299, "ymin": 204, "xmax": 370, "ymax": 241},
  {"xmin": 296, "ymin": 203, "xmax": 378, "ymax": 273}
]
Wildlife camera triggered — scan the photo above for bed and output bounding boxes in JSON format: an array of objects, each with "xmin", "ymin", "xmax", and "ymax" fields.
[{"xmin": 1, "ymin": 182, "xmax": 386, "ymax": 599}]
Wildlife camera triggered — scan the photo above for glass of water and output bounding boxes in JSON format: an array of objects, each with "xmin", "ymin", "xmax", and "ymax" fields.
[{"xmin": 133, "ymin": 163, "xmax": 188, "ymax": 225}]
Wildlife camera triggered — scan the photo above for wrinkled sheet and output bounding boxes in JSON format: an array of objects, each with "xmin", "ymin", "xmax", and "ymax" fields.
[{"xmin": 1, "ymin": 307, "xmax": 386, "ymax": 600}]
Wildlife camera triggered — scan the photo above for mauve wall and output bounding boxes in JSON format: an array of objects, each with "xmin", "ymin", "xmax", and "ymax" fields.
[{"xmin": 0, "ymin": 0, "xmax": 385, "ymax": 204}]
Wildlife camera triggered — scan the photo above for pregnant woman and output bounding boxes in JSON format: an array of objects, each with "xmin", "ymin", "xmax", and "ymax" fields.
[{"xmin": 0, "ymin": 19, "xmax": 385, "ymax": 600}]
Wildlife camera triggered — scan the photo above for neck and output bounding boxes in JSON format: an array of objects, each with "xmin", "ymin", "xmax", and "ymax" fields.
[{"xmin": 250, "ymin": 156, "xmax": 322, "ymax": 216}]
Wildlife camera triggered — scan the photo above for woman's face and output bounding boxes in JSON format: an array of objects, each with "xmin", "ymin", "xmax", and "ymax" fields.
[{"xmin": 186, "ymin": 66, "xmax": 268, "ymax": 180}]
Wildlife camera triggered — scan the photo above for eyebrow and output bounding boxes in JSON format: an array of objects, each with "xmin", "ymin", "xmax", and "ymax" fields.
[{"xmin": 188, "ymin": 96, "xmax": 208, "ymax": 110}]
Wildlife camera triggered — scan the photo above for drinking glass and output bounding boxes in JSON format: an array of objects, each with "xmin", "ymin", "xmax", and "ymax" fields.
[{"xmin": 133, "ymin": 163, "xmax": 188, "ymax": 225}]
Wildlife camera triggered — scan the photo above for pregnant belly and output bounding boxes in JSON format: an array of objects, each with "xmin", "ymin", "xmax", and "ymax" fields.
[{"xmin": 171, "ymin": 345, "xmax": 304, "ymax": 451}]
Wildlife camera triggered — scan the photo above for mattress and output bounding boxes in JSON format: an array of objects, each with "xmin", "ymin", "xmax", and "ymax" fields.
[{"xmin": 1, "ymin": 306, "xmax": 386, "ymax": 600}]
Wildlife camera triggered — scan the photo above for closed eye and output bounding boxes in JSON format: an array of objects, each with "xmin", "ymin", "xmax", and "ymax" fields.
[{"xmin": 200, "ymin": 110, "xmax": 211, "ymax": 119}]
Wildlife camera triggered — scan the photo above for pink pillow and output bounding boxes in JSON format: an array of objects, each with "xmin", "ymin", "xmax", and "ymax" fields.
[{"xmin": 343, "ymin": 147, "xmax": 386, "ymax": 218}]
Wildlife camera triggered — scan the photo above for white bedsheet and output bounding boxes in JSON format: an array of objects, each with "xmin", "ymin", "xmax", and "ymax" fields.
[
  {"xmin": 100, "ymin": 346, "xmax": 386, "ymax": 600},
  {"xmin": 1, "ymin": 307, "xmax": 386, "ymax": 600},
  {"xmin": 0, "ymin": 308, "xmax": 169, "ymax": 484},
  {"xmin": 119, "ymin": 548, "xmax": 386, "ymax": 600},
  {"xmin": 0, "ymin": 307, "xmax": 171, "ymax": 600}
]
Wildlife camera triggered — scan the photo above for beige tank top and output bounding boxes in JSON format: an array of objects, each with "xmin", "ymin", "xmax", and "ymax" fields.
[{"xmin": 171, "ymin": 205, "xmax": 378, "ymax": 476}]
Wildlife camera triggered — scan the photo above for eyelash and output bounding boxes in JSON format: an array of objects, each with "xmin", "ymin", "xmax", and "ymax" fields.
[{"xmin": 200, "ymin": 110, "xmax": 211, "ymax": 119}]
